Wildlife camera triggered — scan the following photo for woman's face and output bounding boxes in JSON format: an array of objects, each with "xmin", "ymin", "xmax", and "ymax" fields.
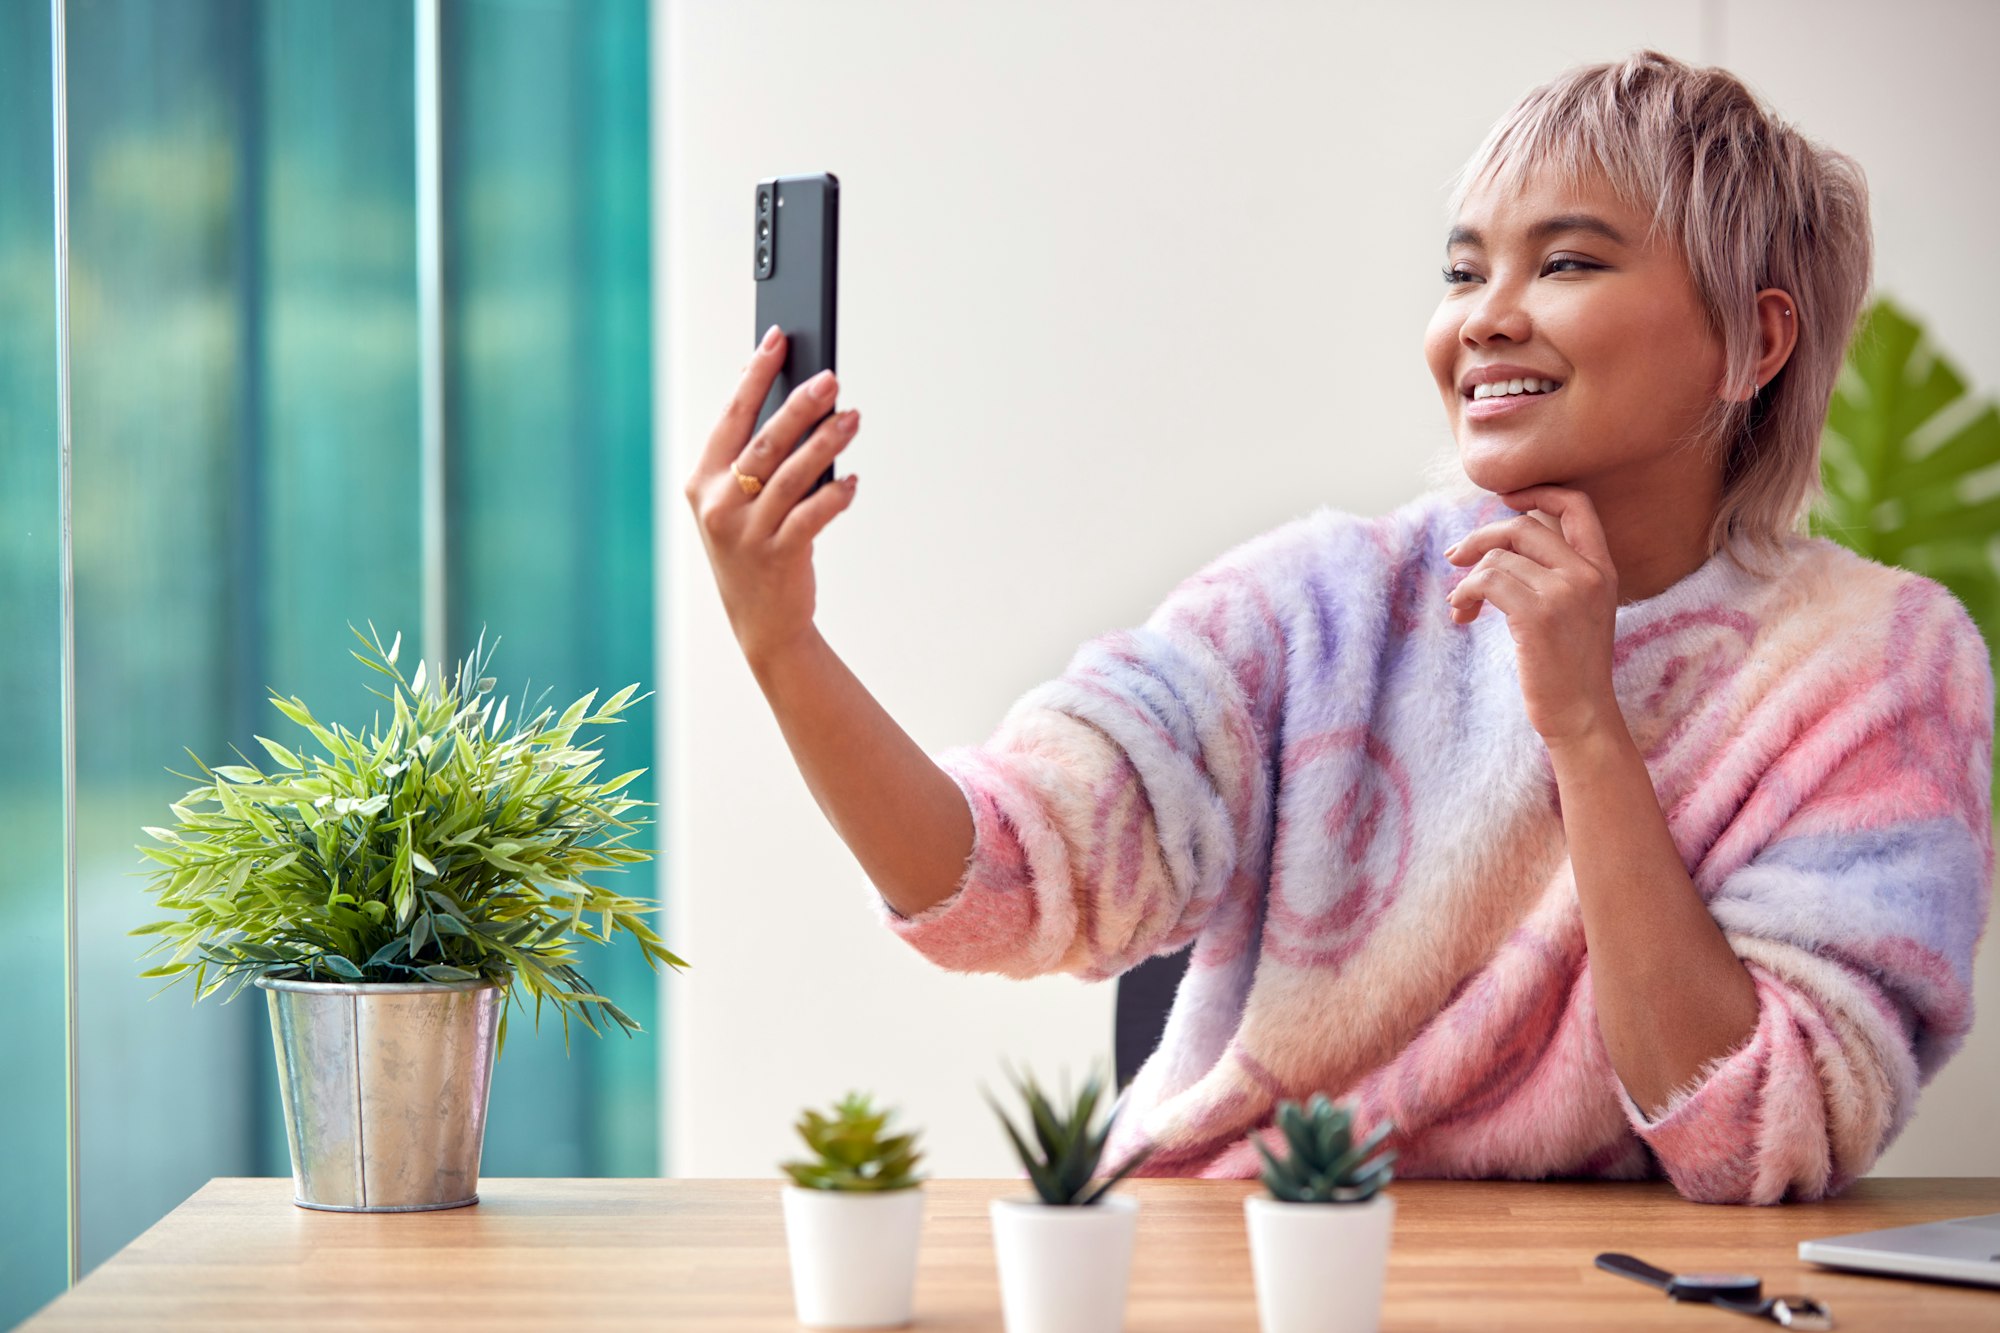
[{"xmin": 1423, "ymin": 165, "xmax": 1729, "ymax": 502}]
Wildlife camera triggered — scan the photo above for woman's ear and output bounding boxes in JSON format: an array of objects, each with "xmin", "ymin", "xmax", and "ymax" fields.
[{"xmin": 1728, "ymin": 288, "xmax": 1800, "ymax": 402}]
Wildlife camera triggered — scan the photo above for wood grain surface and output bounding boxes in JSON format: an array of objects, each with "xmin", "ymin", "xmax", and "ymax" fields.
[{"xmin": 21, "ymin": 1177, "xmax": 2000, "ymax": 1330}]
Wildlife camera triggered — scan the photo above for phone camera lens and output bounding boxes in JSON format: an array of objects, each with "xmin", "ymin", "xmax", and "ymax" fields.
[
  {"xmin": 759, "ymin": 221, "xmax": 769, "ymax": 239},
  {"xmin": 758, "ymin": 245, "xmax": 770, "ymax": 266},
  {"xmin": 758, "ymin": 192, "xmax": 770, "ymax": 215}
]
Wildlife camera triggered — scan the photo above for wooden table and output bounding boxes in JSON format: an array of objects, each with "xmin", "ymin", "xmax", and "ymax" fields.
[{"xmin": 22, "ymin": 1177, "xmax": 2000, "ymax": 1330}]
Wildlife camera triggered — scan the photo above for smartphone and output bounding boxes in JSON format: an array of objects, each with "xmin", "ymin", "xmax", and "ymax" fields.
[{"xmin": 753, "ymin": 172, "xmax": 840, "ymax": 496}]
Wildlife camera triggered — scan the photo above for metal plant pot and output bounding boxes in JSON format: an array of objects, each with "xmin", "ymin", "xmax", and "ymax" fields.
[{"xmin": 256, "ymin": 975, "xmax": 503, "ymax": 1212}]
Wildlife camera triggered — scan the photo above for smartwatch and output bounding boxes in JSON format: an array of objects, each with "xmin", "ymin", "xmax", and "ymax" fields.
[{"xmin": 1596, "ymin": 1253, "xmax": 1834, "ymax": 1329}]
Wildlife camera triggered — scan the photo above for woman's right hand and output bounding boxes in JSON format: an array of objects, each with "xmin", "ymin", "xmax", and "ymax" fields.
[
  {"xmin": 681, "ymin": 327, "xmax": 972, "ymax": 919},
  {"xmin": 685, "ymin": 326, "xmax": 862, "ymax": 669}
]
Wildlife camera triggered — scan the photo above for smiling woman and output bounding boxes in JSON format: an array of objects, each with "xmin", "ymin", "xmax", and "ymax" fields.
[
  {"xmin": 690, "ymin": 48, "xmax": 1994, "ymax": 1207},
  {"xmin": 1425, "ymin": 167, "xmax": 1791, "ymax": 609}
]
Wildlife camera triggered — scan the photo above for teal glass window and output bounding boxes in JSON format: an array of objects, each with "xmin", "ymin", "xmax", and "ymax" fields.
[
  {"xmin": 2, "ymin": 2, "xmax": 654, "ymax": 1317},
  {"xmin": 0, "ymin": 2, "xmax": 69, "ymax": 1325}
]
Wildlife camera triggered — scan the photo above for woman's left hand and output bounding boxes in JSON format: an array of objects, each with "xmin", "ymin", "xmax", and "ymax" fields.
[{"xmin": 1444, "ymin": 485, "xmax": 1622, "ymax": 745}]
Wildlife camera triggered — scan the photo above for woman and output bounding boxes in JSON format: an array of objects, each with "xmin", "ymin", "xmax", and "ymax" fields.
[{"xmin": 686, "ymin": 50, "xmax": 1993, "ymax": 1205}]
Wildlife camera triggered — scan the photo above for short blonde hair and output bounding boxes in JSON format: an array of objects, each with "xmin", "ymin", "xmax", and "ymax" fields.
[{"xmin": 1447, "ymin": 49, "xmax": 1873, "ymax": 561}]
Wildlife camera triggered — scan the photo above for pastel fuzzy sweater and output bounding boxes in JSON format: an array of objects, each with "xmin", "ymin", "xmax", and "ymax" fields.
[{"xmin": 875, "ymin": 487, "xmax": 1995, "ymax": 1205}]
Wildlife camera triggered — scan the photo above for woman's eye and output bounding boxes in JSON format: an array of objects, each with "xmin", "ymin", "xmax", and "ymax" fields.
[{"xmin": 1439, "ymin": 258, "xmax": 1601, "ymax": 285}]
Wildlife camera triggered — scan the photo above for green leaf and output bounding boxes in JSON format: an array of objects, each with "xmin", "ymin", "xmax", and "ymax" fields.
[
  {"xmin": 322, "ymin": 955, "xmax": 363, "ymax": 979},
  {"xmin": 1816, "ymin": 296, "xmax": 2000, "ymax": 781},
  {"xmin": 420, "ymin": 964, "xmax": 479, "ymax": 981},
  {"xmin": 256, "ymin": 736, "xmax": 305, "ymax": 771}
]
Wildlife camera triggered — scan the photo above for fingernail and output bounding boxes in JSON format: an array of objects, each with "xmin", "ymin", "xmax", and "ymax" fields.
[
  {"xmin": 761, "ymin": 325, "xmax": 781, "ymax": 350},
  {"xmin": 811, "ymin": 370, "xmax": 837, "ymax": 399},
  {"xmin": 1444, "ymin": 542, "xmax": 1460, "ymax": 558},
  {"xmin": 840, "ymin": 408, "xmax": 861, "ymax": 429}
]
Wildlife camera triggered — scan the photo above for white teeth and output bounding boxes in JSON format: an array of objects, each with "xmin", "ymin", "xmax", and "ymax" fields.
[{"xmin": 1471, "ymin": 378, "xmax": 1561, "ymax": 400}]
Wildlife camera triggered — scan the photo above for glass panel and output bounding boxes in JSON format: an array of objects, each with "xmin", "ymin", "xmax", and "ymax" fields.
[
  {"xmin": 249, "ymin": 0, "xmax": 424, "ymax": 1173},
  {"xmin": 57, "ymin": 0, "xmax": 655, "ymax": 1276},
  {"xmin": 68, "ymin": 0, "xmax": 260, "ymax": 1274},
  {"xmin": 0, "ymin": 1, "xmax": 71, "ymax": 1322},
  {"xmin": 66, "ymin": 0, "xmax": 419, "ymax": 1269},
  {"xmin": 42, "ymin": 0, "xmax": 652, "ymax": 1279},
  {"xmin": 443, "ymin": 0, "xmax": 658, "ymax": 1176}
]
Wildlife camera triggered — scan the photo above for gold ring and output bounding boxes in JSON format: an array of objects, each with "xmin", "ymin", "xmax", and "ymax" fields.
[{"xmin": 732, "ymin": 464, "xmax": 764, "ymax": 497}]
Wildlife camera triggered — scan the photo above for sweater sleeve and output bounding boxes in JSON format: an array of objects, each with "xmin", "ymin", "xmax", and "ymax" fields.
[
  {"xmin": 1616, "ymin": 589, "xmax": 1994, "ymax": 1205},
  {"xmin": 870, "ymin": 522, "xmax": 1307, "ymax": 981}
]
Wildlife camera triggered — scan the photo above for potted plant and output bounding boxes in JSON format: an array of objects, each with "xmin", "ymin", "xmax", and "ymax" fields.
[
  {"xmin": 779, "ymin": 1092, "xmax": 928, "ymax": 1328},
  {"xmin": 133, "ymin": 626, "xmax": 685, "ymax": 1212},
  {"xmin": 1244, "ymin": 1094, "xmax": 1397, "ymax": 1333},
  {"xmin": 984, "ymin": 1065, "xmax": 1155, "ymax": 1333}
]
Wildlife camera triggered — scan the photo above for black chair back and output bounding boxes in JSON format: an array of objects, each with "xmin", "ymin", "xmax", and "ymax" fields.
[{"xmin": 1113, "ymin": 945, "xmax": 1192, "ymax": 1090}]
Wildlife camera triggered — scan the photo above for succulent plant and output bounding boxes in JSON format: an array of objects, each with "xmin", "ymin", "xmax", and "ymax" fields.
[
  {"xmin": 781, "ymin": 1092, "xmax": 926, "ymax": 1192},
  {"xmin": 986, "ymin": 1064, "xmax": 1153, "ymax": 1207},
  {"xmin": 1254, "ymin": 1094, "xmax": 1395, "ymax": 1204}
]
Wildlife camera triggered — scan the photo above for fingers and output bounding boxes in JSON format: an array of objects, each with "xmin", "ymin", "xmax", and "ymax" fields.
[
  {"xmin": 694, "ymin": 325, "xmax": 790, "ymax": 482},
  {"xmin": 725, "ymin": 368, "xmax": 842, "ymax": 509},
  {"xmin": 775, "ymin": 471, "xmax": 861, "ymax": 550},
  {"xmin": 748, "ymin": 408, "xmax": 861, "ymax": 538},
  {"xmin": 1445, "ymin": 512, "xmax": 1576, "ymax": 574},
  {"xmin": 1447, "ymin": 549, "xmax": 1546, "ymax": 623},
  {"xmin": 1497, "ymin": 485, "xmax": 1614, "ymax": 573}
]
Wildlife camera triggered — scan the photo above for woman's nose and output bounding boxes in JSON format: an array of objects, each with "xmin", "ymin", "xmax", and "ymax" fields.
[{"xmin": 1459, "ymin": 277, "xmax": 1533, "ymax": 346}]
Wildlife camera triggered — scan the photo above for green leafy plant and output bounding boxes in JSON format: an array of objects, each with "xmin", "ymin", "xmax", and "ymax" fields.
[
  {"xmin": 781, "ymin": 1092, "xmax": 927, "ymax": 1192},
  {"xmin": 1816, "ymin": 296, "xmax": 2000, "ymax": 666},
  {"xmin": 1253, "ymin": 1094, "xmax": 1395, "ymax": 1204},
  {"xmin": 133, "ymin": 625, "xmax": 686, "ymax": 1054},
  {"xmin": 985, "ymin": 1064, "xmax": 1153, "ymax": 1207}
]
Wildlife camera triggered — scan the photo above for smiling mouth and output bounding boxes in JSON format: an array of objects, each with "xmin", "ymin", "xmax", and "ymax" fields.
[
  {"xmin": 1472, "ymin": 376, "xmax": 1560, "ymax": 396},
  {"xmin": 1463, "ymin": 382, "xmax": 1563, "ymax": 416}
]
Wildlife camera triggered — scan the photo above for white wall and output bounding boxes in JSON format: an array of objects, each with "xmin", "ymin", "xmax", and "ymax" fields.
[{"xmin": 655, "ymin": 0, "xmax": 2000, "ymax": 1179}]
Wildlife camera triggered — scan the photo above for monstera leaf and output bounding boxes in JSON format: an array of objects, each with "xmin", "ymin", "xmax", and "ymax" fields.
[{"xmin": 1814, "ymin": 297, "xmax": 2000, "ymax": 668}]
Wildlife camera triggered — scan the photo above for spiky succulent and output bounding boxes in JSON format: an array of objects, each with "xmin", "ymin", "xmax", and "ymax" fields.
[
  {"xmin": 986, "ymin": 1064, "xmax": 1153, "ymax": 1207},
  {"xmin": 1254, "ymin": 1094, "xmax": 1395, "ymax": 1203},
  {"xmin": 781, "ymin": 1092, "xmax": 926, "ymax": 1192}
]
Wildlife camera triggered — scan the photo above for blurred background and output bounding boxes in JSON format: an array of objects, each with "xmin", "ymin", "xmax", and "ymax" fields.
[{"xmin": 7, "ymin": 0, "xmax": 1998, "ymax": 1325}]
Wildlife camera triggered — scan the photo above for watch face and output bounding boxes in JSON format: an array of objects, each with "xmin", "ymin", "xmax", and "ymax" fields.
[{"xmin": 1667, "ymin": 1273, "xmax": 1763, "ymax": 1299}]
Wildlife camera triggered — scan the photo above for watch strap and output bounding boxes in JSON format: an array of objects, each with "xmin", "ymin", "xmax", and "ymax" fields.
[
  {"xmin": 1596, "ymin": 1253, "xmax": 1833, "ymax": 1329},
  {"xmin": 1595, "ymin": 1252, "xmax": 1676, "ymax": 1291}
]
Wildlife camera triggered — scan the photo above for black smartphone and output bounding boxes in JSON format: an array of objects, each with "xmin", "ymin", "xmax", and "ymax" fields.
[{"xmin": 753, "ymin": 172, "xmax": 840, "ymax": 495}]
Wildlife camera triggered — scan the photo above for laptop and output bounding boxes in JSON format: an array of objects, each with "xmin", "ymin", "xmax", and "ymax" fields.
[{"xmin": 1799, "ymin": 1211, "xmax": 2000, "ymax": 1287}]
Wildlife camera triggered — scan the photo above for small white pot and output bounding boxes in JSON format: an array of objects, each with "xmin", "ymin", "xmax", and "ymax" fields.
[
  {"xmin": 1244, "ymin": 1193, "xmax": 1396, "ymax": 1333},
  {"xmin": 780, "ymin": 1184, "xmax": 926, "ymax": 1328},
  {"xmin": 989, "ymin": 1194, "xmax": 1140, "ymax": 1333}
]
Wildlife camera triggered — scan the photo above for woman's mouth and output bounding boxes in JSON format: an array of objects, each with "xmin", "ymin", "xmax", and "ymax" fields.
[{"xmin": 1463, "ymin": 380, "xmax": 1563, "ymax": 420}]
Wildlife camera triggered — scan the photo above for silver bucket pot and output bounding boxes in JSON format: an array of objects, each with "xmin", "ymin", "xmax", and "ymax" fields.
[{"xmin": 256, "ymin": 975, "xmax": 503, "ymax": 1212}]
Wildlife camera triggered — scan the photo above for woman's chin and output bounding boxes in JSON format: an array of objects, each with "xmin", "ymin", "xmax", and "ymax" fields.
[{"xmin": 1456, "ymin": 446, "xmax": 1550, "ymax": 497}]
